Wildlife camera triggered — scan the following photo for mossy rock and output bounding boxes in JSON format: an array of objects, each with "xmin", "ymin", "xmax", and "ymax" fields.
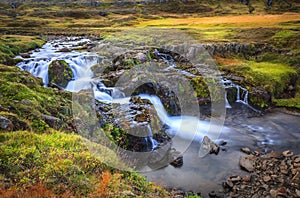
[
  {"xmin": 0, "ymin": 64, "xmax": 73, "ymax": 133},
  {"xmin": 48, "ymin": 60, "xmax": 73, "ymax": 88}
]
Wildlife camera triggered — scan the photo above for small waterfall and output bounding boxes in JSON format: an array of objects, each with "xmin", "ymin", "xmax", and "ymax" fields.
[
  {"xmin": 16, "ymin": 37, "xmax": 100, "ymax": 92},
  {"xmin": 222, "ymin": 78, "xmax": 260, "ymax": 113},
  {"xmin": 146, "ymin": 125, "xmax": 158, "ymax": 151},
  {"xmin": 154, "ymin": 49, "xmax": 196, "ymax": 77},
  {"xmin": 225, "ymin": 90, "xmax": 232, "ymax": 109},
  {"xmin": 139, "ymin": 94, "xmax": 225, "ymax": 142}
]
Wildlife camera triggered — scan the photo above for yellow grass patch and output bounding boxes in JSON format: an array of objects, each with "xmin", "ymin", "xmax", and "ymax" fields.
[{"xmin": 137, "ymin": 13, "xmax": 300, "ymax": 28}]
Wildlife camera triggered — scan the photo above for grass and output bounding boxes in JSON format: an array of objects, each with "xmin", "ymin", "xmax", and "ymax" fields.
[
  {"xmin": 219, "ymin": 58, "xmax": 298, "ymax": 107},
  {"xmin": 0, "ymin": 130, "xmax": 169, "ymax": 197},
  {"xmin": 0, "ymin": 35, "xmax": 44, "ymax": 65},
  {"xmin": 0, "ymin": 64, "xmax": 73, "ymax": 132}
]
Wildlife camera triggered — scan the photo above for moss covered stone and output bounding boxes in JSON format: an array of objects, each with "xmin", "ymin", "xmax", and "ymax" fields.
[
  {"xmin": 0, "ymin": 64, "xmax": 73, "ymax": 132},
  {"xmin": 48, "ymin": 60, "xmax": 73, "ymax": 88}
]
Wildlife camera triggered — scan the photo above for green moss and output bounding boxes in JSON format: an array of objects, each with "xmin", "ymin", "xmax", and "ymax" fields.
[
  {"xmin": 246, "ymin": 61, "xmax": 297, "ymax": 95},
  {"xmin": 0, "ymin": 64, "xmax": 72, "ymax": 132},
  {"xmin": 221, "ymin": 59, "xmax": 298, "ymax": 108},
  {"xmin": 190, "ymin": 76, "xmax": 210, "ymax": 99},
  {"xmin": 272, "ymin": 29, "xmax": 298, "ymax": 39},
  {"xmin": 48, "ymin": 60, "xmax": 73, "ymax": 88},
  {"xmin": 0, "ymin": 35, "xmax": 45, "ymax": 65},
  {"xmin": 274, "ymin": 97, "xmax": 300, "ymax": 109}
]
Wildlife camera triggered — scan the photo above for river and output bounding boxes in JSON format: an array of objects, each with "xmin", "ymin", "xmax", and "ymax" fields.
[{"xmin": 16, "ymin": 37, "xmax": 300, "ymax": 197}]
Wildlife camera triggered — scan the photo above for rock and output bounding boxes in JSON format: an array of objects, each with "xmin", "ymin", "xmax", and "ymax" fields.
[
  {"xmin": 200, "ymin": 136, "xmax": 220, "ymax": 156},
  {"xmin": 48, "ymin": 60, "xmax": 73, "ymax": 88},
  {"xmin": 209, "ymin": 190, "xmax": 217, "ymax": 197},
  {"xmin": 241, "ymin": 147, "xmax": 251, "ymax": 154},
  {"xmin": 269, "ymin": 189, "xmax": 277, "ymax": 197},
  {"xmin": 98, "ymin": 11, "xmax": 107, "ymax": 17},
  {"xmin": 226, "ymin": 180, "xmax": 234, "ymax": 188},
  {"xmin": 42, "ymin": 115, "xmax": 61, "ymax": 130},
  {"xmin": 57, "ymin": 47, "xmax": 71, "ymax": 52},
  {"xmin": 229, "ymin": 175, "xmax": 241, "ymax": 182},
  {"xmin": 239, "ymin": 155, "xmax": 256, "ymax": 172},
  {"xmin": 242, "ymin": 175, "xmax": 251, "ymax": 182},
  {"xmin": 282, "ymin": 150, "xmax": 293, "ymax": 157},
  {"xmin": 0, "ymin": 115, "xmax": 13, "ymax": 131},
  {"xmin": 263, "ymin": 175, "xmax": 271, "ymax": 182},
  {"xmin": 296, "ymin": 189, "xmax": 300, "ymax": 197},
  {"xmin": 219, "ymin": 140, "xmax": 227, "ymax": 146},
  {"xmin": 19, "ymin": 52, "xmax": 31, "ymax": 58},
  {"xmin": 261, "ymin": 151, "xmax": 282, "ymax": 159},
  {"xmin": 135, "ymin": 52, "xmax": 147, "ymax": 63},
  {"xmin": 170, "ymin": 150, "xmax": 183, "ymax": 168}
]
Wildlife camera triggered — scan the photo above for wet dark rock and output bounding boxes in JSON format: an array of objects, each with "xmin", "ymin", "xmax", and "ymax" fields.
[
  {"xmin": 57, "ymin": 47, "xmax": 71, "ymax": 52},
  {"xmin": 98, "ymin": 11, "xmax": 107, "ymax": 17},
  {"xmin": 48, "ymin": 83, "xmax": 64, "ymax": 90},
  {"xmin": 170, "ymin": 150, "xmax": 183, "ymax": 168},
  {"xmin": 48, "ymin": 60, "xmax": 73, "ymax": 88},
  {"xmin": 42, "ymin": 114, "xmax": 62, "ymax": 130},
  {"xmin": 19, "ymin": 52, "xmax": 31, "ymax": 58},
  {"xmin": 0, "ymin": 115, "xmax": 13, "ymax": 131},
  {"xmin": 219, "ymin": 140, "xmax": 227, "ymax": 146},
  {"xmin": 201, "ymin": 136, "xmax": 220, "ymax": 155},
  {"xmin": 208, "ymin": 190, "xmax": 220, "ymax": 198}
]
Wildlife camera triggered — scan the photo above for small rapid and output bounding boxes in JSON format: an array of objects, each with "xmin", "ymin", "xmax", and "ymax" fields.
[{"xmin": 16, "ymin": 37, "xmax": 99, "ymax": 92}]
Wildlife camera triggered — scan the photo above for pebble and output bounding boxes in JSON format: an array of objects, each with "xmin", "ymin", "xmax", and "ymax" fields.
[
  {"xmin": 282, "ymin": 150, "xmax": 293, "ymax": 157},
  {"xmin": 296, "ymin": 189, "xmax": 300, "ymax": 197},
  {"xmin": 263, "ymin": 175, "xmax": 271, "ymax": 182},
  {"xmin": 270, "ymin": 189, "xmax": 277, "ymax": 198},
  {"xmin": 242, "ymin": 175, "xmax": 251, "ymax": 182},
  {"xmin": 241, "ymin": 147, "xmax": 251, "ymax": 154}
]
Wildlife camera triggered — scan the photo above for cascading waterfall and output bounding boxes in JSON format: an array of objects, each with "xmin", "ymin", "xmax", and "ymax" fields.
[
  {"xmin": 154, "ymin": 49, "xmax": 196, "ymax": 77},
  {"xmin": 221, "ymin": 78, "xmax": 260, "ymax": 113},
  {"xmin": 155, "ymin": 49, "xmax": 259, "ymax": 112},
  {"xmin": 16, "ymin": 38, "xmax": 253, "ymax": 151},
  {"xmin": 16, "ymin": 37, "xmax": 100, "ymax": 92}
]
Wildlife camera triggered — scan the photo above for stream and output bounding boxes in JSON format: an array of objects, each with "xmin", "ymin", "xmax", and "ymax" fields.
[{"xmin": 16, "ymin": 37, "xmax": 300, "ymax": 197}]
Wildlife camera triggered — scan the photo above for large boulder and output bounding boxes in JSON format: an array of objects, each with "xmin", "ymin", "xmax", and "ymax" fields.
[{"xmin": 48, "ymin": 60, "xmax": 73, "ymax": 88}]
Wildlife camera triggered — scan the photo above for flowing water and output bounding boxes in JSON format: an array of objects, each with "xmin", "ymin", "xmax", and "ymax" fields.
[{"xmin": 16, "ymin": 38, "xmax": 300, "ymax": 197}]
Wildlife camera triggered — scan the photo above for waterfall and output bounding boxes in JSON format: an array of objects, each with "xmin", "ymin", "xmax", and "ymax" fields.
[
  {"xmin": 225, "ymin": 90, "xmax": 232, "ymax": 109},
  {"xmin": 139, "ymin": 94, "xmax": 225, "ymax": 142},
  {"xmin": 16, "ymin": 37, "xmax": 99, "ymax": 92},
  {"xmin": 146, "ymin": 124, "xmax": 158, "ymax": 151},
  {"xmin": 15, "ymin": 38, "xmax": 235, "ymax": 148},
  {"xmin": 221, "ymin": 78, "xmax": 260, "ymax": 113},
  {"xmin": 154, "ymin": 49, "xmax": 196, "ymax": 77}
]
